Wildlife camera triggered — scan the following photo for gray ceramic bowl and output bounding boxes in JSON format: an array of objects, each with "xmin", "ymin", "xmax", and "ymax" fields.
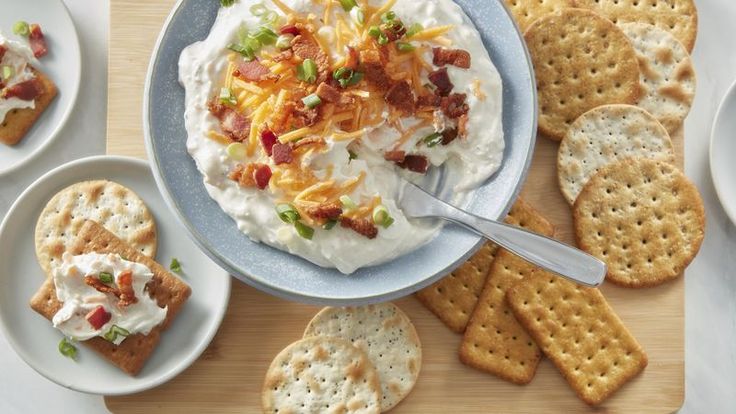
[{"xmin": 144, "ymin": 0, "xmax": 537, "ymax": 305}]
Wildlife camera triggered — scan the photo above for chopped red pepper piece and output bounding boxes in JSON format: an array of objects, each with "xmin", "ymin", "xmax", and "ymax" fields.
[
  {"xmin": 85, "ymin": 305, "xmax": 112, "ymax": 330},
  {"xmin": 260, "ymin": 130, "xmax": 278, "ymax": 156},
  {"xmin": 280, "ymin": 24, "xmax": 300, "ymax": 36},
  {"xmin": 253, "ymin": 164, "xmax": 272, "ymax": 189},
  {"xmin": 28, "ymin": 24, "xmax": 48, "ymax": 58}
]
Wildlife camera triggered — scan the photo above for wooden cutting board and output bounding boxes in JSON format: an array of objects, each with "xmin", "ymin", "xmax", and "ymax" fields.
[{"xmin": 105, "ymin": 0, "xmax": 684, "ymax": 412}]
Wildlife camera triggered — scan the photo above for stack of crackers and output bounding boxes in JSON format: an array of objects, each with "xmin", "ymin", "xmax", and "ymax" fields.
[
  {"xmin": 417, "ymin": 0, "xmax": 704, "ymax": 406},
  {"xmin": 263, "ymin": 303, "xmax": 422, "ymax": 413}
]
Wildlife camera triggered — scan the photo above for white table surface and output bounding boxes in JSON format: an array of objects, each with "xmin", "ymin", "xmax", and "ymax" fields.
[{"xmin": 0, "ymin": 0, "xmax": 734, "ymax": 412}]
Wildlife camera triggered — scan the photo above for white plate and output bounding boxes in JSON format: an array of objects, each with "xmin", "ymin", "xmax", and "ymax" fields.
[
  {"xmin": 0, "ymin": 0, "xmax": 81, "ymax": 175},
  {"xmin": 710, "ymin": 78, "xmax": 736, "ymax": 226},
  {"xmin": 0, "ymin": 155, "xmax": 231, "ymax": 395}
]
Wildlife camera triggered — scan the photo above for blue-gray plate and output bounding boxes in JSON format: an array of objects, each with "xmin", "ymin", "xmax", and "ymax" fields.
[{"xmin": 144, "ymin": 0, "xmax": 537, "ymax": 305}]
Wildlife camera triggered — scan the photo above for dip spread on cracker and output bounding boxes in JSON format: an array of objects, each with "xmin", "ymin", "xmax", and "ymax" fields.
[
  {"xmin": 0, "ymin": 34, "xmax": 40, "ymax": 123},
  {"xmin": 50, "ymin": 252, "xmax": 167, "ymax": 344},
  {"xmin": 179, "ymin": 0, "xmax": 505, "ymax": 273}
]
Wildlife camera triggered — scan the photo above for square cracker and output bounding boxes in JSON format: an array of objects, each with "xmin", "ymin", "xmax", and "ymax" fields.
[
  {"xmin": 415, "ymin": 198, "xmax": 548, "ymax": 333},
  {"xmin": 0, "ymin": 67, "xmax": 58, "ymax": 146},
  {"xmin": 29, "ymin": 220, "xmax": 191, "ymax": 375},
  {"xmin": 506, "ymin": 272, "xmax": 648, "ymax": 405},
  {"xmin": 458, "ymin": 199, "xmax": 554, "ymax": 384}
]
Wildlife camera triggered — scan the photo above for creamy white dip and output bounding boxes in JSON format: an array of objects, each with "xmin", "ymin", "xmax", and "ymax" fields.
[
  {"xmin": 51, "ymin": 252, "xmax": 167, "ymax": 343},
  {"xmin": 0, "ymin": 33, "xmax": 38, "ymax": 122},
  {"xmin": 179, "ymin": 0, "xmax": 504, "ymax": 273}
]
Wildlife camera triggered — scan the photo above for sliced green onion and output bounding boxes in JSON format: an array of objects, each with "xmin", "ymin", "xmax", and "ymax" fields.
[
  {"xmin": 396, "ymin": 42, "xmax": 415, "ymax": 53},
  {"xmin": 339, "ymin": 195, "xmax": 357, "ymax": 210},
  {"xmin": 103, "ymin": 325, "xmax": 131, "ymax": 343},
  {"xmin": 220, "ymin": 87, "xmax": 237, "ymax": 106},
  {"xmin": 13, "ymin": 21, "xmax": 30, "ymax": 37},
  {"xmin": 243, "ymin": 36, "xmax": 263, "ymax": 52},
  {"xmin": 276, "ymin": 204, "xmax": 300, "ymax": 224},
  {"xmin": 302, "ymin": 93, "xmax": 322, "ymax": 109},
  {"xmin": 99, "ymin": 272, "xmax": 114, "ymax": 284},
  {"xmin": 170, "ymin": 258, "xmax": 182, "ymax": 273},
  {"xmin": 296, "ymin": 58, "xmax": 318, "ymax": 83},
  {"xmin": 260, "ymin": 10, "xmax": 281, "ymax": 25},
  {"xmin": 368, "ymin": 26, "xmax": 382, "ymax": 38},
  {"xmin": 220, "ymin": 0, "xmax": 236, "ymax": 7},
  {"xmin": 346, "ymin": 71, "xmax": 363, "ymax": 87},
  {"xmin": 237, "ymin": 24, "xmax": 250, "ymax": 44},
  {"xmin": 334, "ymin": 67, "xmax": 352, "ymax": 81},
  {"xmin": 381, "ymin": 11, "xmax": 396, "ymax": 22},
  {"xmin": 372, "ymin": 205, "xmax": 390, "ymax": 225},
  {"xmin": 339, "ymin": 0, "xmax": 358, "ymax": 11},
  {"xmin": 322, "ymin": 219, "xmax": 338, "ymax": 230},
  {"xmin": 377, "ymin": 32, "xmax": 389, "ymax": 46},
  {"xmin": 406, "ymin": 22, "xmax": 424, "ymax": 37},
  {"xmin": 276, "ymin": 34, "xmax": 293, "ymax": 50},
  {"xmin": 227, "ymin": 43, "xmax": 256, "ymax": 61},
  {"xmin": 58, "ymin": 337, "xmax": 77, "ymax": 360},
  {"xmin": 354, "ymin": 8, "xmax": 365, "ymax": 25},
  {"xmin": 294, "ymin": 221, "xmax": 315, "ymax": 240},
  {"xmin": 226, "ymin": 142, "xmax": 247, "ymax": 160},
  {"xmin": 381, "ymin": 216, "xmax": 395, "ymax": 229},
  {"xmin": 249, "ymin": 3, "xmax": 267, "ymax": 16},
  {"xmin": 253, "ymin": 27, "xmax": 278, "ymax": 45},
  {"xmin": 423, "ymin": 132, "xmax": 443, "ymax": 147},
  {"xmin": 2, "ymin": 66, "xmax": 14, "ymax": 80},
  {"xmin": 348, "ymin": 150, "xmax": 357, "ymax": 161}
]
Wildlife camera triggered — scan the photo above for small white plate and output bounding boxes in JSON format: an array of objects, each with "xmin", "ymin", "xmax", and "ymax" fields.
[
  {"xmin": 0, "ymin": 0, "xmax": 81, "ymax": 175},
  {"xmin": 0, "ymin": 156, "xmax": 231, "ymax": 395},
  {"xmin": 710, "ymin": 79, "xmax": 736, "ymax": 226}
]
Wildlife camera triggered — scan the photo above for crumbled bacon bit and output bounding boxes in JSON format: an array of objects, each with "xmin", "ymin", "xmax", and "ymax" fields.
[
  {"xmin": 117, "ymin": 270, "xmax": 138, "ymax": 307},
  {"xmin": 280, "ymin": 24, "xmax": 300, "ymax": 36},
  {"xmin": 316, "ymin": 82, "xmax": 354, "ymax": 106},
  {"xmin": 441, "ymin": 93, "xmax": 469, "ymax": 118},
  {"xmin": 253, "ymin": 164, "xmax": 272, "ymax": 189},
  {"xmin": 384, "ymin": 81, "xmax": 415, "ymax": 114},
  {"xmin": 85, "ymin": 306, "xmax": 112, "ymax": 330},
  {"xmin": 235, "ymin": 60, "xmax": 277, "ymax": 82},
  {"xmin": 0, "ymin": 45, "xmax": 6, "ymax": 62},
  {"xmin": 441, "ymin": 128, "xmax": 458, "ymax": 145},
  {"xmin": 306, "ymin": 202, "xmax": 343, "ymax": 220},
  {"xmin": 2, "ymin": 79, "xmax": 43, "ymax": 101},
  {"xmin": 260, "ymin": 130, "xmax": 279, "ymax": 156},
  {"xmin": 272, "ymin": 49, "xmax": 294, "ymax": 62},
  {"xmin": 84, "ymin": 275, "xmax": 119, "ymax": 296},
  {"xmin": 345, "ymin": 46, "xmax": 360, "ymax": 70},
  {"xmin": 384, "ymin": 150, "xmax": 406, "ymax": 163},
  {"xmin": 360, "ymin": 50, "xmax": 391, "ymax": 91},
  {"xmin": 208, "ymin": 100, "xmax": 251, "ymax": 142},
  {"xmin": 417, "ymin": 93, "xmax": 442, "ymax": 108},
  {"xmin": 397, "ymin": 154, "xmax": 429, "ymax": 174},
  {"xmin": 272, "ymin": 142, "xmax": 293, "ymax": 165},
  {"xmin": 458, "ymin": 114, "xmax": 469, "ymax": 138},
  {"xmin": 340, "ymin": 216, "xmax": 378, "ymax": 239},
  {"xmin": 29, "ymin": 24, "xmax": 48, "ymax": 58},
  {"xmin": 428, "ymin": 67, "xmax": 453, "ymax": 97},
  {"xmin": 292, "ymin": 35, "xmax": 329, "ymax": 83},
  {"xmin": 432, "ymin": 47, "xmax": 471, "ymax": 69}
]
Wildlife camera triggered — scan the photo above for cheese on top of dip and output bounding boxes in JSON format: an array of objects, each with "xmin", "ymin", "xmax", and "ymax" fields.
[
  {"xmin": 0, "ymin": 33, "xmax": 39, "ymax": 123},
  {"xmin": 179, "ymin": 0, "xmax": 504, "ymax": 273},
  {"xmin": 52, "ymin": 252, "xmax": 167, "ymax": 344}
]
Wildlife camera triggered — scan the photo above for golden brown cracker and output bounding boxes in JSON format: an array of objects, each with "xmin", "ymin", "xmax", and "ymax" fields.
[
  {"xmin": 458, "ymin": 199, "xmax": 553, "ymax": 384},
  {"xmin": 0, "ymin": 68, "xmax": 57, "ymax": 146},
  {"xmin": 29, "ymin": 220, "xmax": 191, "ymax": 375},
  {"xmin": 573, "ymin": 0, "xmax": 698, "ymax": 52},
  {"xmin": 506, "ymin": 272, "xmax": 648, "ymax": 405},
  {"xmin": 35, "ymin": 180, "xmax": 157, "ymax": 275},
  {"xmin": 573, "ymin": 158, "xmax": 705, "ymax": 287},
  {"xmin": 262, "ymin": 336, "xmax": 382, "ymax": 414},
  {"xmin": 503, "ymin": 0, "xmax": 574, "ymax": 33},
  {"xmin": 415, "ymin": 198, "xmax": 553, "ymax": 333},
  {"xmin": 524, "ymin": 8, "xmax": 641, "ymax": 140}
]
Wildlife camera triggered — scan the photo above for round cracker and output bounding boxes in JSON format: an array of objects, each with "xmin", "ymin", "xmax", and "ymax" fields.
[
  {"xmin": 558, "ymin": 104, "xmax": 675, "ymax": 205},
  {"xmin": 303, "ymin": 303, "xmax": 422, "ymax": 412},
  {"xmin": 574, "ymin": 0, "xmax": 698, "ymax": 52},
  {"xmin": 524, "ymin": 8, "xmax": 641, "ymax": 141},
  {"xmin": 262, "ymin": 336, "xmax": 382, "ymax": 414},
  {"xmin": 35, "ymin": 180, "xmax": 157, "ymax": 274},
  {"xmin": 619, "ymin": 22, "xmax": 696, "ymax": 133},
  {"xmin": 573, "ymin": 158, "xmax": 705, "ymax": 288},
  {"xmin": 504, "ymin": 0, "xmax": 574, "ymax": 33}
]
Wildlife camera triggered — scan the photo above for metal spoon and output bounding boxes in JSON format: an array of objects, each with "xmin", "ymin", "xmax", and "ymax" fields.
[{"xmin": 398, "ymin": 181, "xmax": 606, "ymax": 287}]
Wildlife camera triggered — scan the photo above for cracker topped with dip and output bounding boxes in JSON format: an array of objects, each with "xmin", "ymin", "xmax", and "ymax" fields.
[{"xmin": 179, "ymin": 0, "xmax": 505, "ymax": 273}]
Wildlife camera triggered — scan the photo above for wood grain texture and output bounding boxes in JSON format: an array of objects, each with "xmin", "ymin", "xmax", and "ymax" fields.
[{"xmin": 106, "ymin": 0, "xmax": 684, "ymax": 411}]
